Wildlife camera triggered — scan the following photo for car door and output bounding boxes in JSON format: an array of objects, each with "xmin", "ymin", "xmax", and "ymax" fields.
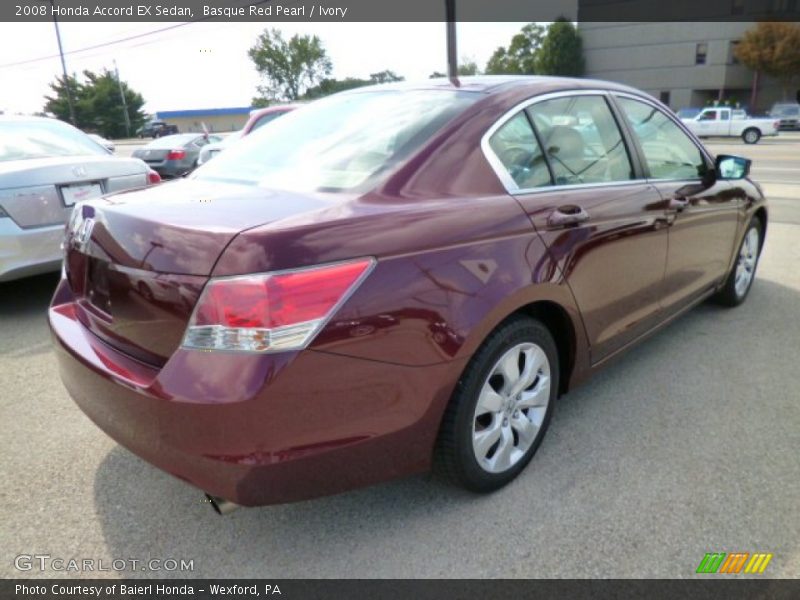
[
  {"xmin": 484, "ymin": 92, "xmax": 668, "ymax": 364},
  {"xmin": 694, "ymin": 110, "xmax": 718, "ymax": 136},
  {"xmin": 717, "ymin": 109, "xmax": 732, "ymax": 135},
  {"xmin": 613, "ymin": 95, "xmax": 741, "ymax": 313}
]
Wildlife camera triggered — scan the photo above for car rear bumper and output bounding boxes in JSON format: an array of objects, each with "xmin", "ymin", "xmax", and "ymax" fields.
[
  {"xmin": 49, "ymin": 276, "xmax": 465, "ymax": 506},
  {"xmin": 0, "ymin": 220, "xmax": 63, "ymax": 282},
  {"xmin": 149, "ymin": 161, "xmax": 189, "ymax": 178}
]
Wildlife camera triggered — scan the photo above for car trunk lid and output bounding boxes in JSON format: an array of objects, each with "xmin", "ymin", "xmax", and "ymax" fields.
[
  {"xmin": 64, "ymin": 179, "xmax": 336, "ymax": 365},
  {"xmin": 0, "ymin": 155, "xmax": 147, "ymax": 229}
]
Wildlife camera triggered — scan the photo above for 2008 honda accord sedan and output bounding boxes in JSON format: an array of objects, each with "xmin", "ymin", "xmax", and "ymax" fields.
[{"xmin": 49, "ymin": 77, "xmax": 767, "ymax": 511}]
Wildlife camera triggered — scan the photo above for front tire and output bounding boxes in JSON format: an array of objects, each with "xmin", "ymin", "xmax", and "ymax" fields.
[
  {"xmin": 436, "ymin": 316, "xmax": 558, "ymax": 493},
  {"xmin": 713, "ymin": 216, "xmax": 762, "ymax": 307},
  {"xmin": 742, "ymin": 128, "xmax": 761, "ymax": 144}
]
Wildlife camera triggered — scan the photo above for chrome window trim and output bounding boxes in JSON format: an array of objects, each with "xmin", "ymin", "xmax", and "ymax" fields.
[{"xmin": 480, "ymin": 89, "xmax": 643, "ymax": 196}]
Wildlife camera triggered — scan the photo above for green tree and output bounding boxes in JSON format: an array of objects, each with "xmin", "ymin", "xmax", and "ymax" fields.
[
  {"xmin": 249, "ymin": 29, "xmax": 332, "ymax": 104},
  {"xmin": 485, "ymin": 23, "xmax": 545, "ymax": 75},
  {"xmin": 369, "ymin": 70, "xmax": 404, "ymax": 84},
  {"xmin": 302, "ymin": 77, "xmax": 371, "ymax": 100},
  {"xmin": 735, "ymin": 22, "xmax": 800, "ymax": 99},
  {"xmin": 44, "ymin": 69, "xmax": 147, "ymax": 138},
  {"xmin": 457, "ymin": 59, "xmax": 480, "ymax": 76},
  {"xmin": 301, "ymin": 70, "xmax": 405, "ymax": 100},
  {"xmin": 429, "ymin": 58, "xmax": 479, "ymax": 79},
  {"xmin": 536, "ymin": 18, "xmax": 585, "ymax": 76}
]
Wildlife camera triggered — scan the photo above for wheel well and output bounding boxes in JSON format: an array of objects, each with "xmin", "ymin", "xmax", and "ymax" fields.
[
  {"xmin": 515, "ymin": 301, "xmax": 576, "ymax": 396},
  {"xmin": 754, "ymin": 207, "xmax": 768, "ymax": 250}
]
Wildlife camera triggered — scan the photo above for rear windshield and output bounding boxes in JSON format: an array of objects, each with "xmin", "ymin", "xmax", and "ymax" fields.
[
  {"xmin": 193, "ymin": 89, "xmax": 478, "ymax": 192},
  {"xmin": 0, "ymin": 119, "xmax": 108, "ymax": 162},
  {"xmin": 146, "ymin": 134, "xmax": 199, "ymax": 148}
]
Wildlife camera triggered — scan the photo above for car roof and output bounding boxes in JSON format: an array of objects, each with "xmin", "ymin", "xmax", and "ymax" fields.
[{"xmin": 345, "ymin": 75, "xmax": 648, "ymax": 97}]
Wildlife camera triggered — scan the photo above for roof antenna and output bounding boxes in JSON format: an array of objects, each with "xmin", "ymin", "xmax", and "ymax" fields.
[{"xmin": 445, "ymin": 0, "xmax": 460, "ymax": 87}]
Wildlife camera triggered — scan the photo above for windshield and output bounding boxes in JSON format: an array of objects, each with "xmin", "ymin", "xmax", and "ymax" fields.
[
  {"xmin": 193, "ymin": 89, "xmax": 478, "ymax": 192},
  {"xmin": 772, "ymin": 104, "xmax": 799, "ymax": 116},
  {"xmin": 0, "ymin": 119, "xmax": 109, "ymax": 162}
]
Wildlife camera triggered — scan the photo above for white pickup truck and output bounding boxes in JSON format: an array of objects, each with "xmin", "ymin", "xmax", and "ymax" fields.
[{"xmin": 681, "ymin": 107, "xmax": 779, "ymax": 144}]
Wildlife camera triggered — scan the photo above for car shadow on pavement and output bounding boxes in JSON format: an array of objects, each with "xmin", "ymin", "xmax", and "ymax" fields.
[
  {"xmin": 0, "ymin": 272, "xmax": 59, "ymax": 357},
  {"xmin": 91, "ymin": 277, "xmax": 800, "ymax": 578}
]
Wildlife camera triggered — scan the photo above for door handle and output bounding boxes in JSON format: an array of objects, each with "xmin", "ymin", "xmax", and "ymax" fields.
[
  {"xmin": 668, "ymin": 197, "xmax": 689, "ymax": 211},
  {"xmin": 548, "ymin": 205, "xmax": 590, "ymax": 228}
]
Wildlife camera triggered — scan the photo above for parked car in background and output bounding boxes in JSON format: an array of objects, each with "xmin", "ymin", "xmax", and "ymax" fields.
[
  {"xmin": 676, "ymin": 107, "xmax": 701, "ymax": 119},
  {"xmin": 87, "ymin": 133, "xmax": 115, "ymax": 153},
  {"xmin": 132, "ymin": 133, "xmax": 222, "ymax": 178},
  {"xmin": 50, "ymin": 77, "xmax": 767, "ymax": 511},
  {"xmin": 197, "ymin": 130, "xmax": 242, "ymax": 166},
  {"xmin": 198, "ymin": 105, "xmax": 300, "ymax": 166},
  {"xmin": 769, "ymin": 102, "xmax": 800, "ymax": 131},
  {"xmin": 137, "ymin": 120, "xmax": 179, "ymax": 138},
  {"xmin": 681, "ymin": 107, "xmax": 779, "ymax": 143},
  {"xmin": 0, "ymin": 116, "xmax": 159, "ymax": 282}
]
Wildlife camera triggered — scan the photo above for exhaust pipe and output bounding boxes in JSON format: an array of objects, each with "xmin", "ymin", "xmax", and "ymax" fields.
[{"xmin": 205, "ymin": 493, "xmax": 240, "ymax": 515}]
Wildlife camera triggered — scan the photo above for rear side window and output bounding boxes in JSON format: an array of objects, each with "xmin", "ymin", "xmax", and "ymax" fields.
[
  {"xmin": 616, "ymin": 97, "xmax": 707, "ymax": 180},
  {"xmin": 488, "ymin": 112, "xmax": 551, "ymax": 189},
  {"xmin": 526, "ymin": 95, "xmax": 634, "ymax": 185}
]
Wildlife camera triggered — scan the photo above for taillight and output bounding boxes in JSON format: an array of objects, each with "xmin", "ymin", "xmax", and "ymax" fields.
[
  {"xmin": 166, "ymin": 149, "xmax": 186, "ymax": 160},
  {"xmin": 147, "ymin": 169, "xmax": 162, "ymax": 185},
  {"xmin": 182, "ymin": 258, "xmax": 375, "ymax": 353}
]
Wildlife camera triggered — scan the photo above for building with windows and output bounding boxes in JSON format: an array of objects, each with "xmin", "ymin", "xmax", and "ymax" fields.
[
  {"xmin": 578, "ymin": 22, "xmax": 791, "ymax": 112},
  {"xmin": 154, "ymin": 107, "xmax": 253, "ymax": 133}
]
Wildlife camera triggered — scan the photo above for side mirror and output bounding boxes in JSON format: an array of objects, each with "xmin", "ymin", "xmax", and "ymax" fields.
[{"xmin": 715, "ymin": 155, "xmax": 751, "ymax": 180}]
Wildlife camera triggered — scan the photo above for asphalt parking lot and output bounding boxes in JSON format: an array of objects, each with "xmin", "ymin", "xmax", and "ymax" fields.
[{"xmin": 1, "ymin": 136, "xmax": 798, "ymax": 579}]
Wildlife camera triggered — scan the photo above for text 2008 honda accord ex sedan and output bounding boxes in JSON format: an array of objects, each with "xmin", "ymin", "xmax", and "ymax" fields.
[{"xmin": 49, "ymin": 77, "xmax": 767, "ymax": 512}]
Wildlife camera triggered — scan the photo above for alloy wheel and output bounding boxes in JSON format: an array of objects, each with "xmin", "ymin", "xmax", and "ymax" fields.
[
  {"xmin": 734, "ymin": 227, "xmax": 759, "ymax": 298},
  {"xmin": 472, "ymin": 342, "xmax": 551, "ymax": 474}
]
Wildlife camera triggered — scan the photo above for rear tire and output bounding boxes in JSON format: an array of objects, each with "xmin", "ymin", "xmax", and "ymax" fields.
[
  {"xmin": 436, "ymin": 316, "xmax": 558, "ymax": 493},
  {"xmin": 713, "ymin": 216, "xmax": 762, "ymax": 307},
  {"xmin": 742, "ymin": 128, "xmax": 761, "ymax": 144}
]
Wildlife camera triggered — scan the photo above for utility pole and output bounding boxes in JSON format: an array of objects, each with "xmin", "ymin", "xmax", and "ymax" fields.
[
  {"xmin": 113, "ymin": 59, "xmax": 131, "ymax": 137},
  {"xmin": 45, "ymin": 0, "xmax": 77, "ymax": 125},
  {"xmin": 445, "ymin": 0, "xmax": 460, "ymax": 87}
]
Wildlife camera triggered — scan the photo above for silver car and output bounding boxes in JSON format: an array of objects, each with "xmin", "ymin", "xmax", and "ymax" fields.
[{"xmin": 0, "ymin": 116, "xmax": 154, "ymax": 282}]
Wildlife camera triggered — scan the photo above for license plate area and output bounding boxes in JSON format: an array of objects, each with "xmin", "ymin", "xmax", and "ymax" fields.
[{"xmin": 60, "ymin": 182, "xmax": 104, "ymax": 207}]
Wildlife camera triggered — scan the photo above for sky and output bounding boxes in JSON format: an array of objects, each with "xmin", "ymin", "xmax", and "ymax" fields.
[{"xmin": 0, "ymin": 22, "xmax": 527, "ymax": 115}]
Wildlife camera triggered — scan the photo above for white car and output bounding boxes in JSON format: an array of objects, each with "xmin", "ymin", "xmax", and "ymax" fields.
[
  {"xmin": 0, "ymin": 116, "xmax": 157, "ymax": 282},
  {"xmin": 87, "ymin": 133, "xmax": 115, "ymax": 153},
  {"xmin": 681, "ymin": 107, "xmax": 779, "ymax": 144},
  {"xmin": 196, "ymin": 130, "xmax": 243, "ymax": 166}
]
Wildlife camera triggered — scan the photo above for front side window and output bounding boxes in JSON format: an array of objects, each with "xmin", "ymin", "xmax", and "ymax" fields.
[
  {"xmin": 488, "ymin": 112, "xmax": 550, "ymax": 189},
  {"xmin": 527, "ymin": 95, "xmax": 634, "ymax": 185},
  {"xmin": 616, "ymin": 96, "xmax": 707, "ymax": 180},
  {"xmin": 699, "ymin": 110, "xmax": 718, "ymax": 121},
  {"xmin": 194, "ymin": 89, "xmax": 478, "ymax": 193}
]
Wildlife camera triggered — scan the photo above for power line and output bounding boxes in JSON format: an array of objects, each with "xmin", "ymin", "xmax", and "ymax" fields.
[
  {"xmin": 0, "ymin": 0, "xmax": 271, "ymax": 70},
  {"xmin": 0, "ymin": 22, "xmax": 194, "ymax": 70}
]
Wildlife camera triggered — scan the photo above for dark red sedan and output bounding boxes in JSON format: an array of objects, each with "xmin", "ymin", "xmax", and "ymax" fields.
[{"xmin": 49, "ymin": 77, "xmax": 766, "ymax": 512}]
